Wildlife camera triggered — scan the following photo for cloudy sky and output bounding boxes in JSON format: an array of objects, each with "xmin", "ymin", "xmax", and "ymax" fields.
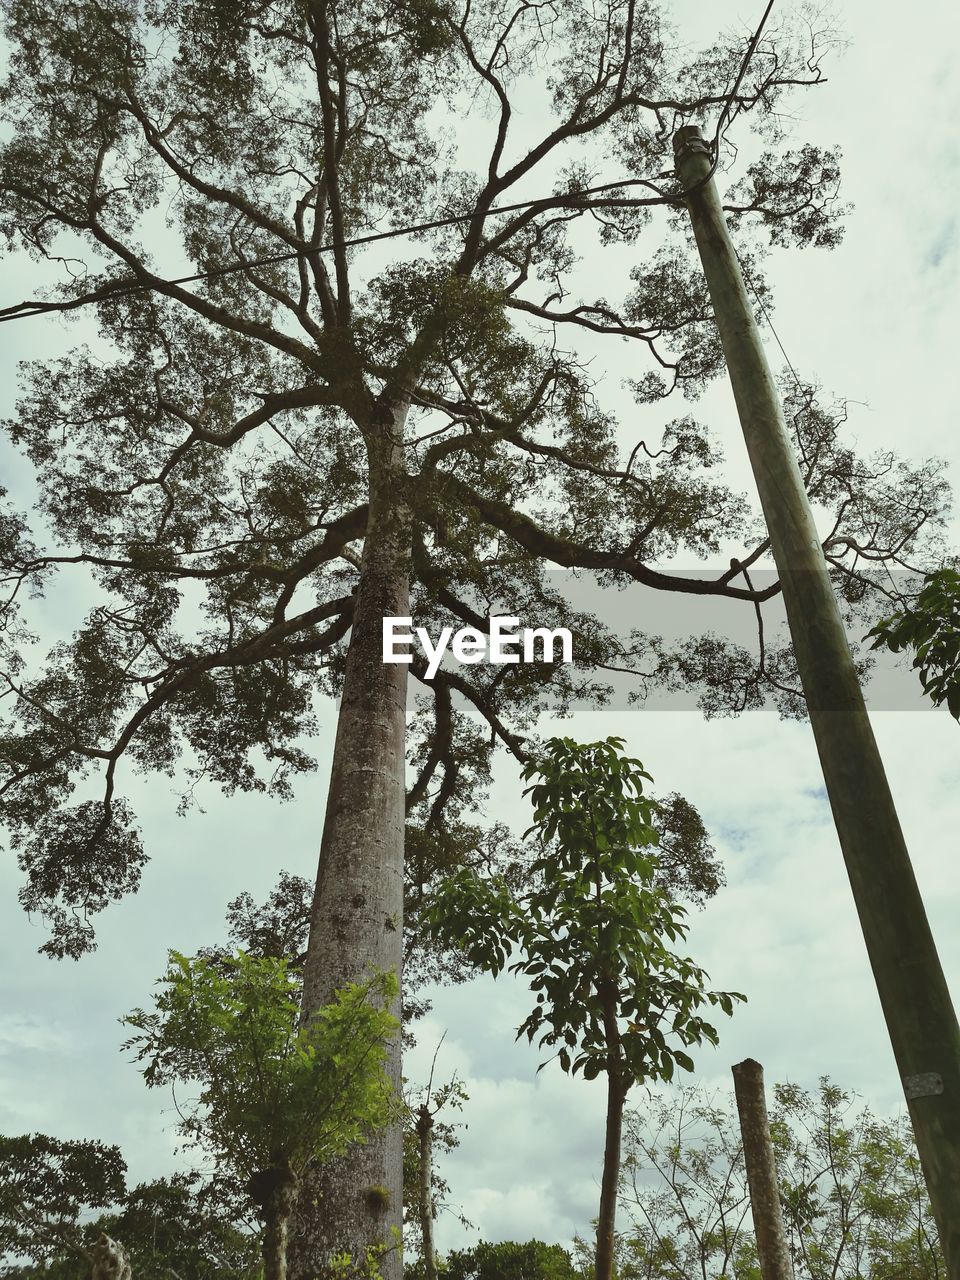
[{"xmin": 2, "ymin": 0, "xmax": 960, "ymax": 1261}]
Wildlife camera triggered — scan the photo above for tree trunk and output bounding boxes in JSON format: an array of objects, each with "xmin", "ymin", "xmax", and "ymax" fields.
[
  {"xmin": 732, "ymin": 1059, "xmax": 794, "ymax": 1280},
  {"xmin": 595, "ymin": 992, "xmax": 627, "ymax": 1280},
  {"xmin": 288, "ymin": 410, "xmax": 411, "ymax": 1280},
  {"xmin": 415, "ymin": 1104, "xmax": 438, "ymax": 1280},
  {"xmin": 254, "ymin": 1163, "xmax": 300, "ymax": 1280}
]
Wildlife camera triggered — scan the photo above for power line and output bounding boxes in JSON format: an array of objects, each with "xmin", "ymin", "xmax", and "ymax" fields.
[
  {"xmin": 738, "ymin": 255, "xmax": 905, "ymax": 601},
  {"xmin": 686, "ymin": 0, "xmax": 777, "ymax": 195},
  {"xmin": 715, "ymin": 0, "xmax": 777, "ymax": 154},
  {"xmin": 0, "ymin": 175, "xmax": 673, "ymax": 326},
  {"xmin": 0, "ymin": 3, "xmax": 774, "ymax": 328},
  {"xmin": 740, "ymin": 258, "xmax": 804, "ymax": 393}
]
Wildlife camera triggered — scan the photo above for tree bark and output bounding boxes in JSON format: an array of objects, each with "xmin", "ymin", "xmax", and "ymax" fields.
[
  {"xmin": 253, "ymin": 1163, "xmax": 300, "ymax": 1280},
  {"xmin": 732, "ymin": 1059, "xmax": 794, "ymax": 1280},
  {"xmin": 288, "ymin": 407, "xmax": 411, "ymax": 1280},
  {"xmin": 595, "ymin": 991, "xmax": 627, "ymax": 1280},
  {"xmin": 415, "ymin": 1104, "xmax": 438, "ymax": 1280}
]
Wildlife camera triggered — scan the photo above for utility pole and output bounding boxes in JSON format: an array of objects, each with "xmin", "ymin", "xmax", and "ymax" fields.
[
  {"xmin": 732, "ymin": 1059, "xmax": 794, "ymax": 1280},
  {"xmin": 673, "ymin": 123, "xmax": 960, "ymax": 1271}
]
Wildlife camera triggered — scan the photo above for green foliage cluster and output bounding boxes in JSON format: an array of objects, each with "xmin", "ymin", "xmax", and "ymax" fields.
[
  {"xmin": 405, "ymin": 1238, "xmax": 582, "ymax": 1280},
  {"xmin": 89, "ymin": 1176, "xmax": 261, "ymax": 1279},
  {"xmin": 0, "ymin": 1170, "xmax": 261, "ymax": 1279},
  {"xmin": 1, "ymin": 951, "xmax": 401, "ymax": 1277},
  {"xmin": 0, "ymin": 1134, "xmax": 125, "ymax": 1269},
  {"xmin": 122, "ymin": 952, "xmax": 400, "ymax": 1195},
  {"xmin": 426, "ymin": 737, "xmax": 742, "ymax": 1087},
  {"xmin": 867, "ymin": 568, "xmax": 960, "ymax": 718}
]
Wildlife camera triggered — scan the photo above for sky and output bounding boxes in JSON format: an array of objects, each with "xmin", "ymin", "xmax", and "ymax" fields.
[{"xmin": 2, "ymin": 0, "xmax": 960, "ymax": 1262}]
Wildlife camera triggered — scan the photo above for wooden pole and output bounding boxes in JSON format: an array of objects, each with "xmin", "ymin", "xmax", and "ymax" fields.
[
  {"xmin": 674, "ymin": 123, "xmax": 960, "ymax": 1272},
  {"xmin": 732, "ymin": 1059, "xmax": 794, "ymax": 1279}
]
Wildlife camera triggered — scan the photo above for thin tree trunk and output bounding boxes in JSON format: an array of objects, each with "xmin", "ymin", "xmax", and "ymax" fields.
[
  {"xmin": 256, "ymin": 1163, "xmax": 300, "ymax": 1280},
  {"xmin": 415, "ymin": 1104, "xmax": 438, "ymax": 1280},
  {"xmin": 595, "ymin": 990, "xmax": 627, "ymax": 1280},
  {"xmin": 289, "ymin": 410, "xmax": 411, "ymax": 1280},
  {"xmin": 263, "ymin": 1212, "xmax": 291, "ymax": 1280},
  {"xmin": 732, "ymin": 1058, "xmax": 794, "ymax": 1280}
]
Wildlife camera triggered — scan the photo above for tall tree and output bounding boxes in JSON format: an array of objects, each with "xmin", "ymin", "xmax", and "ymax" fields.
[{"xmin": 0, "ymin": 3, "xmax": 949, "ymax": 1275}]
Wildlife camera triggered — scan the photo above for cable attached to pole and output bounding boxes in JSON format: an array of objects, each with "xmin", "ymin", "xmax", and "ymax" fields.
[{"xmin": 683, "ymin": 0, "xmax": 777, "ymax": 196}]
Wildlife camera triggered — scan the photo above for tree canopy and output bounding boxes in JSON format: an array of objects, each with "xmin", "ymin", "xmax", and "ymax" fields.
[
  {"xmin": 0, "ymin": 1172, "xmax": 261, "ymax": 1279},
  {"xmin": 0, "ymin": 0, "xmax": 942, "ymax": 958},
  {"xmin": 611, "ymin": 1078, "xmax": 944, "ymax": 1279},
  {"xmin": 0, "ymin": 1134, "xmax": 126, "ymax": 1270},
  {"xmin": 122, "ymin": 952, "xmax": 399, "ymax": 1277}
]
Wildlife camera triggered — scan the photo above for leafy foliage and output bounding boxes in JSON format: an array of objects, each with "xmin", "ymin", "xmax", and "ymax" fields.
[
  {"xmin": 1, "ymin": 1172, "xmax": 261, "ymax": 1279},
  {"xmin": 90, "ymin": 1175, "xmax": 261, "ymax": 1280},
  {"xmin": 426, "ymin": 737, "xmax": 742, "ymax": 1086},
  {"xmin": 406, "ymin": 1238, "xmax": 584, "ymax": 1280},
  {"xmin": 867, "ymin": 568, "xmax": 960, "ymax": 719},
  {"xmin": 122, "ymin": 951, "xmax": 400, "ymax": 1199},
  {"xmin": 0, "ymin": 1134, "xmax": 125, "ymax": 1271},
  {"xmin": 202, "ymin": 809, "xmax": 723, "ymax": 1049}
]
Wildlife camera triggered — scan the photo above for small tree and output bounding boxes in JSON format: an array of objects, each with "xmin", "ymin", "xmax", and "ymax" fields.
[
  {"xmin": 403, "ymin": 1060, "xmax": 470, "ymax": 1280},
  {"xmin": 122, "ymin": 952, "xmax": 400, "ymax": 1280},
  {"xmin": 425, "ymin": 737, "xmax": 743, "ymax": 1280}
]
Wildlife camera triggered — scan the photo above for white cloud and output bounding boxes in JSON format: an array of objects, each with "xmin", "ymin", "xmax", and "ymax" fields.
[{"xmin": 0, "ymin": 1014, "xmax": 69, "ymax": 1055}]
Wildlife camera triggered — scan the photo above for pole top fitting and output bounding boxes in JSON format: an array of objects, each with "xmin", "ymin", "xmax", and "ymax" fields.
[{"xmin": 673, "ymin": 124, "xmax": 711, "ymax": 158}]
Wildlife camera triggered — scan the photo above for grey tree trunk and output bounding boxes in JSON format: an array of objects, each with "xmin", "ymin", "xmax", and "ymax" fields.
[
  {"xmin": 732, "ymin": 1059, "xmax": 794, "ymax": 1280},
  {"xmin": 415, "ymin": 1104, "xmax": 438, "ymax": 1280},
  {"xmin": 288, "ymin": 408, "xmax": 411, "ymax": 1280}
]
